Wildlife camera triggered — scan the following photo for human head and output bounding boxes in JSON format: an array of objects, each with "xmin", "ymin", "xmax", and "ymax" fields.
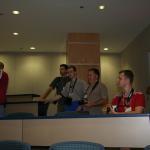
[
  {"xmin": 67, "ymin": 65, "xmax": 77, "ymax": 80},
  {"xmin": 0, "ymin": 62, "xmax": 4, "ymax": 71},
  {"xmin": 88, "ymin": 68, "xmax": 100, "ymax": 84},
  {"xmin": 59, "ymin": 64, "xmax": 68, "ymax": 76},
  {"xmin": 117, "ymin": 70, "xmax": 134, "ymax": 88}
]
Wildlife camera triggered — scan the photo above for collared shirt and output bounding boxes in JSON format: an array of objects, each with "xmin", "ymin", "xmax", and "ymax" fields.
[
  {"xmin": 61, "ymin": 79, "xmax": 87, "ymax": 101},
  {"xmin": 85, "ymin": 82, "xmax": 108, "ymax": 115}
]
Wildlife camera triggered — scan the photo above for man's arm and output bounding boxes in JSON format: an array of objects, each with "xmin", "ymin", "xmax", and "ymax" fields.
[
  {"xmin": 110, "ymin": 106, "xmax": 144, "ymax": 114},
  {"xmin": 84, "ymin": 98, "xmax": 108, "ymax": 108},
  {"xmin": 38, "ymin": 77, "xmax": 59, "ymax": 101},
  {"xmin": 4, "ymin": 73, "xmax": 9, "ymax": 94},
  {"xmin": 40, "ymin": 86, "xmax": 53, "ymax": 99},
  {"xmin": 85, "ymin": 83, "xmax": 108, "ymax": 108},
  {"xmin": 43, "ymin": 82, "xmax": 70, "ymax": 103},
  {"xmin": 110, "ymin": 93, "xmax": 145, "ymax": 114}
]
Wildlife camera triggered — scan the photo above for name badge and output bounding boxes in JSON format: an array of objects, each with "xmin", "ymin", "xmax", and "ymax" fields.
[
  {"xmin": 84, "ymin": 94, "xmax": 88, "ymax": 99},
  {"xmin": 69, "ymin": 93, "xmax": 73, "ymax": 97}
]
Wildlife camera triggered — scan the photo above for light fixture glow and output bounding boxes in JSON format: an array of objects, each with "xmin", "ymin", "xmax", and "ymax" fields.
[
  {"xmin": 12, "ymin": 10, "xmax": 20, "ymax": 15},
  {"xmin": 30, "ymin": 47, "xmax": 36, "ymax": 50},
  {"xmin": 13, "ymin": 32, "xmax": 19, "ymax": 35},
  {"xmin": 104, "ymin": 48, "xmax": 109, "ymax": 51},
  {"xmin": 99, "ymin": 5, "xmax": 105, "ymax": 10}
]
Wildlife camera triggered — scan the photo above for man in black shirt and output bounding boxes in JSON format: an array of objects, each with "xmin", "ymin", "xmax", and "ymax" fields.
[{"xmin": 38, "ymin": 64, "xmax": 70, "ymax": 116}]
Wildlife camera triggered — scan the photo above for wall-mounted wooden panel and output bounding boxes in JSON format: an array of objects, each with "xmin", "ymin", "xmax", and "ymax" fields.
[
  {"xmin": 67, "ymin": 33, "xmax": 100, "ymax": 81},
  {"xmin": 67, "ymin": 43, "xmax": 100, "ymax": 64},
  {"xmin": 68, "ymin": 33, "xmax": 100, "ymax": 43}
]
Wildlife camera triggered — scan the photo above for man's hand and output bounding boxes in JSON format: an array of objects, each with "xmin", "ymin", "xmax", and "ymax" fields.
[
  {"xmin": 36, "ymin": 96, "xmax": 46, "ymax": 102},
  {"xmin": 109, "ymin": 107, "xmax": 118, "ymax": 114},
  {"xmin": 105, "ymin": 103, "xmax": 118, "ymax": 114},
  {"xmin": 44, "ymin": 95, "xmax": 62, "ymax": 104},
  {"xmin": 84, "ymin": 101, "xmax": 94, "ymax": 108}
]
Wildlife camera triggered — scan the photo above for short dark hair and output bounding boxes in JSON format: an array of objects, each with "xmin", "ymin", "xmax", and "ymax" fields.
[
  {"xmin": 0, "ymin": 62, "xmax": 4, "ymax": 69},
  {"xmin": 68, "ymin": 65, "xmax": 77, "ymax": 72},
  {"xmin": 119, "ymin": 70, "xmax": 134, "ymax": 83},
  {"xmin": 88, "ymin": 68, "xmax": 100, "ymax": 80},
  {"xmin": 60, "ymin": 64, "xmax": 68, "ymax": 70}
]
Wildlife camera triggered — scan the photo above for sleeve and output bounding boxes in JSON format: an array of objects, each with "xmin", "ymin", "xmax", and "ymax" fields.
[
  {"xmin": 49, "ymin": 77, "xmax": 59, "ymax": 89},
  {"xmin": 135, "ymin": 93, "xmax": 145, "ymax": 108},
  {"xmin": 61, "ymin": 82, "xmax": 70, "ymax": 97},
  {"xmin": 3, "ymin": 73, "xmax": 9, "ymax": 94}
]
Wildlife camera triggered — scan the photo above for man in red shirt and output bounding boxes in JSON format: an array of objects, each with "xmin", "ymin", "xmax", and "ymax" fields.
[
  {"xmin": 108, "ymin": 70, "xmax": 145, "ymax": 114},
  {"xmin": 107, "ymin": 70, "xmax": 145, "ymax": 150},
  {"xmin": 0, "ymin": 62, "xmax": 9, "ymax": 117}
]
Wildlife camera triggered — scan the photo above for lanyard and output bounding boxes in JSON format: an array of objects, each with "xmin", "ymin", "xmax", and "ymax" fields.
[
  {"xmin": 123, "ymin": 88, "xmax": 134, "ymax": 107},
  {"xmin": 84, "ymin": 81, "xmax": 99, "ymax": 98},
  {"xmin": 68, "ymin": 78, "xmax": 77, "ymax": 94}
]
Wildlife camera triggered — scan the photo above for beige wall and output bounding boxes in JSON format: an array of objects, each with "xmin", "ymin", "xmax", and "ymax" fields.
[
  {"xmin": 0, "ymin": 53, "xmax": 66, "ymax": 95},
  {"xmin": 0, "ymin": 53, "xmax": 121, "ymax": 100},
  {"xmin": 121, "ymin": 25, "xmax": 150, "ymax": 93},
  {"xmin": 101, "ymin": 54, "xmax": 121, "ymax": 100}
]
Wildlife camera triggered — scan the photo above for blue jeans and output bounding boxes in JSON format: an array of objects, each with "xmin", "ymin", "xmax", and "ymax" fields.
[{"xmin": 0, "ymin": 105, "xmax": 5, "ymax": 117}]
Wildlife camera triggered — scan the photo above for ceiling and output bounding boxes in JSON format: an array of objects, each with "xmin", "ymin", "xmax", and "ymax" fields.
[{"xmin": 0, "ymin": 0, "xmax": 150, "ymax": 53}]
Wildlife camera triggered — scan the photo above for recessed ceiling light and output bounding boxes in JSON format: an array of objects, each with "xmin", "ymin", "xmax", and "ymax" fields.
[
  {"xmin": 104, "ymin": 48, "xmax": 109, "ymax": 51},
  {"xmin": 12, "ymin": 10, "xmax": 20, "ymax": 15},
  {"xmin": 99, "ymin": 5, "xmax": 105, "ymax": 10},
  {"xmin": 13, "ymin": 32, "xmax": 19, "ymax": 35},
  {"xmin": 30, "ymin": 46, "xmax": 36, "ymax": 50}
]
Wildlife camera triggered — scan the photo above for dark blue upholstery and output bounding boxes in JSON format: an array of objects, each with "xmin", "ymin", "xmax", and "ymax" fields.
[
  {"xmin": 145, "ymin": 145, "xmax": 150, "ymax": 150},
  {"xmin": 49, "ymin": 141, "xmax": 105, "ymax": 150},
  {"xmin": 0, "ymin": 140, "xmax": 31, "ymax": 150},
  {"xmin": 6, "ymin": 112, "xmax": 35, "ymax": 119},
  {"xmin": 55, "ymin": 111, "xmax": 89, "ymax": 117}
]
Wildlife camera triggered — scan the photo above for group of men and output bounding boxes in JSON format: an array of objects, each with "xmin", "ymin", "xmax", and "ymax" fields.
[
  {"xmin": 38, "ymin": 64, "xmax": 108, "ymax": 115},
  {"xmin": 0, "ymin": 62, "xmax": 145, "ymax": 118},
  {"xmin": 38, "ymin": 64, "xmax": 145, "ymax": 116}
]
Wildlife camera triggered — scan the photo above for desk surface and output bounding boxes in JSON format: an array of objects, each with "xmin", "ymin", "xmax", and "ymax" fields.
[
  {"xmin": 0, "ymin": 114, "xmax": 150, "ymax": 148},
  {"xmin": 0, "ymin": 120, "xmax": 22, "ymax": 141},
  {"xmin": 23, "ymin": 114, "xmax": 150, "ymax": 147}
]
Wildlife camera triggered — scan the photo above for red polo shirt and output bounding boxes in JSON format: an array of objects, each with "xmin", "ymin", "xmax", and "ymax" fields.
[
  {"xmin": 0, "ymin": 71, "xmax": 9, "ymax": 105},
  {"xmin": 112, "ymin": 91, "xmax": 145, "ymax": 112}
]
